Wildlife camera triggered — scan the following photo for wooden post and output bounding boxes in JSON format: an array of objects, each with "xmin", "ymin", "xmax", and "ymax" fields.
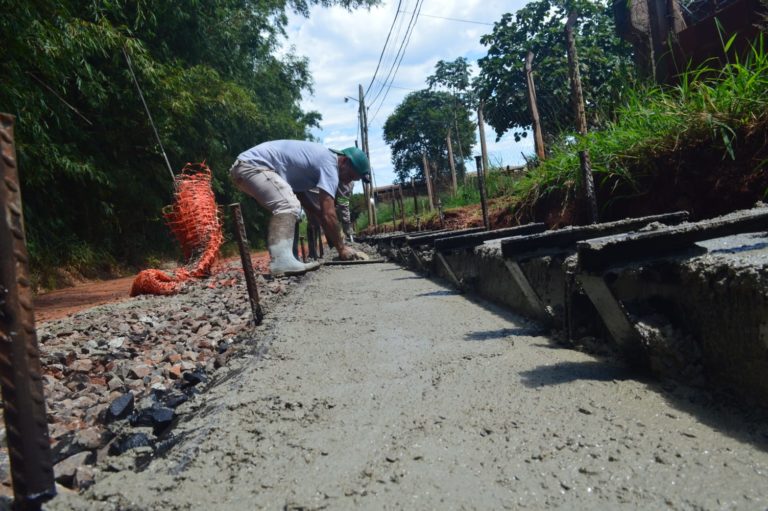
[
  {"xmin": 474, "ymin": 155, "xmax": 490, "ymax": 231},
  {"xmin": 565, "ymin": 11, "xmax": 598, "ymax": 224},
  {"xmin": 447, "ymin": 131, "xmax": 457, "ymax": 196},
  {"xmin": 525, "ymin": 51, "xmax": 546, "ymax": 160},
  {"xmin": 391, "ymin": 190, "xmax": 397, "ymax": 230},
  {"xmin": 411, "ymin": 177, "xmax": 419, "ymax": 216},
  {"xmin": 399, "ymin": 186, "xmax": 407, "ymax": 231},
  {"xmin": 645, "ymin": 0, "xmax": 671, "ymax": 83},
  {"xmin": 422, "ymin": 153, "xmax": 435, "ymax": 211},
  {"xmin": 478, "ymin": 100, "xmax": 490, "ymax": 173}
]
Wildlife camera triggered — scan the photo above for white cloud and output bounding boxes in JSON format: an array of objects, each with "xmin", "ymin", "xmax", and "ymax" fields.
[{"xmin": 284, "ymin": 0, "xmax": 531, "ymax": 193}]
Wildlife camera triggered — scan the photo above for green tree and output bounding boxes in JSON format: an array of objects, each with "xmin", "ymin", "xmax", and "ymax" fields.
[
  {"xmin": 476, "ymin": 0, "xmax": 634, "ymax": 142},
  {"xmin": 383, "ymin": 89, "xmax": 476, "ymax": 185},
  {"xmin": 427, "ymin": 57, "xmax": 475, "ymax": 176},
  {"xmin": 427, "ymin": 57, "xmax": 472, "ymax": 102}
]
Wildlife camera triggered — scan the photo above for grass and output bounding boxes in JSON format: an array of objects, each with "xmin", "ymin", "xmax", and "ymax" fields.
[{"xmin": 515, "ymin": 35, "xmax": 768, "ymax": 207}]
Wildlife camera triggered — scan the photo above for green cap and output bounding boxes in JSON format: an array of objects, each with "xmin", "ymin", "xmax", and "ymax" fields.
[{"xmin": 333, "ymin": 147, "xmax": 371, "ymax": 182}]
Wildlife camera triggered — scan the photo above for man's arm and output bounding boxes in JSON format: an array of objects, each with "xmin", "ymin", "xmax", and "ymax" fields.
[{"xmin": 318, "ymin": 190, "xmax": 357, "ymax": 260}]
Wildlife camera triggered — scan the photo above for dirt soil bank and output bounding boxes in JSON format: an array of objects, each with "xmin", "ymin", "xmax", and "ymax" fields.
[{"xmin": 48, "ymin": 263, "xmax": 768, "ymax": 510}]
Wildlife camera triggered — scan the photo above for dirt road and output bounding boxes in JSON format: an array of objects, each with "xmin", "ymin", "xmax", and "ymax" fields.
[{"xmin": 49, "ymin": 262, "xmax": 768, "ymax": 510}]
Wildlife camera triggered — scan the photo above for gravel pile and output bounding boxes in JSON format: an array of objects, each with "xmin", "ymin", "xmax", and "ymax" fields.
[{"xmin": 0, "ymin": 258, "xmax": 300, "ymax": 494}]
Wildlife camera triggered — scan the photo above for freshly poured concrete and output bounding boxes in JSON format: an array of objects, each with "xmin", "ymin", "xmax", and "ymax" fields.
[{"xmin": 49, "ymin": 263, "xmax": 768, "ymax": 510}]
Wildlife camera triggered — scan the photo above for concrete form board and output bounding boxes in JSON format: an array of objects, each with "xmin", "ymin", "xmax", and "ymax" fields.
[
  {"xmin": 599, "ymin": 232, "xmax": 768, "ymax": 401},
  {"xmin": 500, "ymin": 211, "xmax": 689, "ymax": 259},
  {"xmin": 373, "ymin": 229, "xmax": 448, "ymax": 248},
  {"xmin": 438, "ymin": 243, "xmax": 536, "ymax": 316},
  {"xmin": 577, "ymin": 207, "xmax": 768, "ymax": 272},
  {"xmin": 434, "ymin": 223, "xmax": 547, "ymax": 251},
  {"xmin": 405, "ymin": 227, "xmax": 485, "ymax": 248}
]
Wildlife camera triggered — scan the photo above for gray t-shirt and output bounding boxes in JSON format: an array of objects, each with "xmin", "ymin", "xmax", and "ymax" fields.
[{"xmin": 237, "ymin": 140, "xmax": 339, "ymax": 197}]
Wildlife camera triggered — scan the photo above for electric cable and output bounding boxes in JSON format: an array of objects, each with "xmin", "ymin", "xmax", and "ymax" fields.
[
  {"xmin": 368, "ymin": 0, "xmax": 423, "ymax": 125},
  {"xmin": 365, "ymin": 0, "xmax": 404, "ymax": 98},
  {"xmin": 398, "ymin": 11, "xmax": 493, "ymax": 25},
  {"xmin": 122, "ymin": 46, "xmax": 175, "ymax": 181},
  {"xmin": 365, "ymin": 0, "xmax": 411, "ymax": 104},
  {"xmin": 366, "ymin": 0, "xmax": 423, "ymax": 120}
]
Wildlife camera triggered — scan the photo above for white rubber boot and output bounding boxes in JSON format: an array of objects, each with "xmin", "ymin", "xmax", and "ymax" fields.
[{"xmin": 268, "ymin": 213, "xmax": 320, "ymax": 276}]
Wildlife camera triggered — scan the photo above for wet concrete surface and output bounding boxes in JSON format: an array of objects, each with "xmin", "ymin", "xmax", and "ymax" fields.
[{"xmin": 47, "ymin": 263, "xmax": 768, "ymax": 510}]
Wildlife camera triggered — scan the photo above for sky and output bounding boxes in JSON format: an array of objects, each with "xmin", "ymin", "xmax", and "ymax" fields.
[{"xmin": 284, "ymin": 0, "xmax": 533, "ymax": 193}]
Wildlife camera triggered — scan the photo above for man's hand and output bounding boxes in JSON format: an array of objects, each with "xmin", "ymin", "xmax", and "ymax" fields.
[{"xmin": 338, "ymin": 246, "xmax": 362, "ymax": 261}]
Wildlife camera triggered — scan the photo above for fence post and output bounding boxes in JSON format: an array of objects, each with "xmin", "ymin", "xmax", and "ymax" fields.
[
  {"xmin": 447, "ymin": 131, "xmax": 457, "ymax": 196},
  {"xmin": 474, "ymin": 155, "xmax": 490, "ymax": 230},
  {"xmin": 525, "ymin": 51, "xmax": 546, "ymax": 160},
  {"xmin": 478, "ymin": 100, "xmax": 490, "ymax": 172},
  {"xmin": 422, "ymin": 153, "xmax": 435, "ymax": 211},
  {"xmin": 565, "ymin": 11, "xmax": 599, "ymax": 224}
]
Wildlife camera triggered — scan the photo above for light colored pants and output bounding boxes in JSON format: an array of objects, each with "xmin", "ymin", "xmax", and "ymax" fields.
[{"xmin": 229, "ymin": 160, "xmax": 301, "ymax": 218}]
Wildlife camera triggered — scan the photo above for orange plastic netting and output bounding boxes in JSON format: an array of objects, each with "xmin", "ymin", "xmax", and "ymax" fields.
[{"xmin": 130, "ymin": 163, "xmax": 224, "ymax": 296}]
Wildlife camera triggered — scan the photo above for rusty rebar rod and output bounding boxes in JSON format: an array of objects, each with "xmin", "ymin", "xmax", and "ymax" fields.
[
  {"xmin": 229, "ymin": 203, "xmax": 264, "ymax": 325},
  {"xmin": 0, "ymin": 113, "xmax": 56, "ymax": 510},
  {"xmin": 437, "ymin": 199, "xmax": 445, "ymax": 229},
  {"xmin": 300, "ymin": 235, "xmax": 307, "ymax": 262}
]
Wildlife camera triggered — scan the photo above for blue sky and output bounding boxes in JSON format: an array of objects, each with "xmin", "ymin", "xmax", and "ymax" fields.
[{"xmin": 284, "ymin": 0, "xmax": 533, "ymax": 193}]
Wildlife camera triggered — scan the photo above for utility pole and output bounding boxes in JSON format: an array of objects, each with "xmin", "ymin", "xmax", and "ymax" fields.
[
  {"xmin": 525, "ymin": 51, "xmax": 546, "ymax": 160},
  {"xmin": 358, "ymin": 84, "xmax": 376, "ymax": 226},
  {"xmin": 565, "ymin": 11, "xmax": 598, "ymax": 224},
  {"xmin": 478, "ymin": 100, "xmax": 489, "ymax": 173}
]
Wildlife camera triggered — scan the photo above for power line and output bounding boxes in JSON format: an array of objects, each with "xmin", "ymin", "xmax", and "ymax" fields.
[
  {"xmin": 122, "ymin": 46, "xmax": 175, "ymax": 181},
  {"xmin": 367, "ymin": 0, "xmax": 423, "ymax": 121},
  {"xmin": 365, "ymin": 0, "xmax": 404, "ymax": 98},
  {"xmin": 384, "ymin": 83, "xmax": 417, "ymax": 91},
  {"xmin": 398, "ymin": 10, "xmax": 494, "ymax": 25},
  {"xmin": 369, "ymin": 0, "xmax": 423, "ymax": 124},
  {"xmin": 367, "ymin": 78, "xmax": 417, "ymax": 95},
  {"xmin": 366, "ymin": 0, "xmax": 411, "ymax": 104},
  {"xmin": 366, "ymin": 0, "xmax": 421, "ymax": 109}
]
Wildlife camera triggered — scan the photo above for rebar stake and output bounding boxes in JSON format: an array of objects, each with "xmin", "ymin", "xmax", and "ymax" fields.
[
  {"xmin": 229, "ymin": 203, "xmax": 264, "ymax": 325},
  {"xmin": 0, "ymin": 113, "xmax": 56, "ymax": 510}
]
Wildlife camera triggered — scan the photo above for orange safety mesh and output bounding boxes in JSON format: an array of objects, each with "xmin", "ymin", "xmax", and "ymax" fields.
[{"xmin": 130, "ymin": 162, "xmax": 224, "ymax": 296}]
